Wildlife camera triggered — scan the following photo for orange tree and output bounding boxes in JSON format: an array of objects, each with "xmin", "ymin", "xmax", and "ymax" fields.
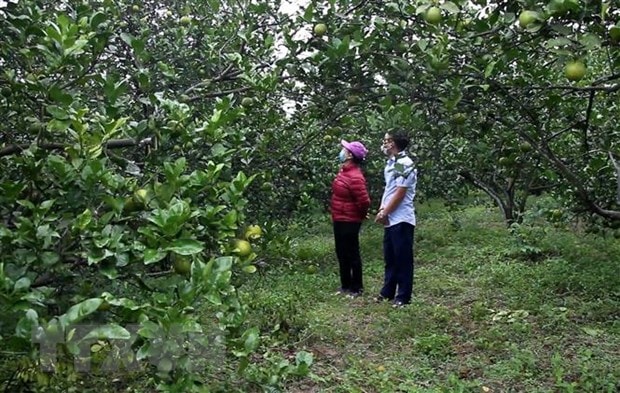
[
  {"xmin": 279, "ymin": 0, "xmax": 620, "ymax": 227},
  {"xmin": 2, "ymin": 0, "xmax": 620, "ymax": 389},
  {"xmin": 0, "ymin": 0, "xmax": 312, "ymax": 391}
]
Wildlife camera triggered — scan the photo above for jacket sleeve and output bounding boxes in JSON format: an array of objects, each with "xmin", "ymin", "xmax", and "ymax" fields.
[{"xmin": 349, "ymin": 174, "xmax": 371, "ymax": 218}]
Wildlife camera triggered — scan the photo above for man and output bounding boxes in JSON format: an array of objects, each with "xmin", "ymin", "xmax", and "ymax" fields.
[{"xmin": 374, "ymin": 131, "xmax": 417, "ymax": 307}]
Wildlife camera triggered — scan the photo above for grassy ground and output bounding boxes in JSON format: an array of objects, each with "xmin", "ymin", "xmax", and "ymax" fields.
[
  {"xmin": 241, "ymin": 200, "xmax": 620, "ymax": 392},
  {"xmin": 2, "ymin": 200, "xmax": 617, "ymax": 392}
]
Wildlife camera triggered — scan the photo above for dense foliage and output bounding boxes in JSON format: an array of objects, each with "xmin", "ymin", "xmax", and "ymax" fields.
[{"xmin": 1, "ymin": 0, "xmax": 618, "ymax": 391}]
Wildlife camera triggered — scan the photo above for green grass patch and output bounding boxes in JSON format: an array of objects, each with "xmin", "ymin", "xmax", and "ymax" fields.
[{"xmin": 240, "ymin": 200, "xmax": 620, "ymax": 392}]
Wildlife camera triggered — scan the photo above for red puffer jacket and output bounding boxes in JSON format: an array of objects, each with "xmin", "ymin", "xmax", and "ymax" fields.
[{"xmin": 330, "ymin": 163, "xmax": 371, "ymax": 222}]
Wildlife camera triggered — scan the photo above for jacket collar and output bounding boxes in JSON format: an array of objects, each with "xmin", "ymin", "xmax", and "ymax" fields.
[{"xmin": 340, "ymin": 161, "xmax": 358, "ymax": 172}]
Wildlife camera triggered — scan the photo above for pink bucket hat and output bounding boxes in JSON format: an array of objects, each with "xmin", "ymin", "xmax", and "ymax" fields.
[{"xmin": 341, "ymin": 140, "xmax": 368, "ymax": 160}]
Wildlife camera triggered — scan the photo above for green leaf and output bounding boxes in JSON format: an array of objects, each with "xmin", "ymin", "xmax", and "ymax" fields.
[
  {"xmin": 48, "ymin": 85, "xmax": 73, "ymax": 105},
  {"xmin": 545, "ymin": 38, "xmax": 571, "ymax": 48},
  {"xmin": 144, "ymin": 248, "xmax": 167, "ymax": 264},
  {"xmin": 65, "ymin": 39, "xmax": 88, "ymax": 56},
  {"xmin": 163, "ymin": 157, "xmax": 187, "ymax": 182},
  {"xmin": 550, "ymin": 25, "xmax": 572, "ymax": 35},
  {"xmin": 296, "ymin": 351, "xmax": 313, "ymax": 366},
  {"xmin": 137, "ymin": 320, "xmax": 161, "ymax": 339},
  {"xmin": 15, "ymin": 309, "xmax": 39, "ymax": 338},
  {"xmin": 60, "ymin": 298, "xmax": 103, "ymax": 326},
  {"xmin": 14, "ymin": 277, "xmax": 31, "ymax": 292},
  {"xmin": 440, "ymin": 2, "xmax": 460, "ymax": 14},
  {"xmin": 136, "ymin": 343, "xmax": 154, "ymax": 361},
  {"xmin": 90, "ymin": 12, "xmax": 107, "ymax": 29},
  {"xmin": 243, "ymin": 327, "xmax": 260, "ymax": 352},
  {"xmin": 582, "ymin": 327, "xmax": 600, "ymax": 337},
  {"xmin": 579, "ymin": 33, "xmax": 601, "ymax": 50},
  {"xmin": 418, "ymin": 39, "xmax": 429, "ymax": 51},
  {"xmin": 166, "ymin": 239, "xmax": 203, "ymax": 256},
  {"xmin": 415, "ymin": 4, "xmax": 430, "ymax": 14},
  {"xmin": 303, "ymin": 4, "xmax": 314, "ymax": 20},
  {"xmin": 40, "ymin": 252, "xmax": 59, "ymax": 266},
  {"xmin": 242, "ymin": 265, "xmax": 257, "ymax": 274},
  {"xmin": 294, "ymin": 350, "xmax": 314, "ymax": 376},
  {"xmin": 215, "ymin": 256, "xmax": 234, "ymax": 272},
  {"xmin": 206, "ymin": 291, "xmax": 222, "ymax": 305},
  {"xmin": 484, "ymin": 61, "xmax": 496, "ymax": 78},
  {"xmin": 82, "ymin": 324, "xmax": 131, "ymax": 341},
  {"xmin": 46, "ymin": 105, "xmax": 70, "ymax": 120},
  {"xmin": 120, "ymin": 32, "xmax": 134, "ymax": 46},
  {"xmin": 73, "ymin": 208, "xmax": 93, "ymax": 231}
]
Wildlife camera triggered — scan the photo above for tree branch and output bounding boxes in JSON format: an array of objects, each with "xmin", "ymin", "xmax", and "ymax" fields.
[
  {"xmin": 459, "ymin": 170, "xmax": 510, "ymax": 223},
  {"xmin": 610, "ymin": 151, "xmax": 620, "ymax": 205},
  {"xmin": 524, "ymin": 83, "xmax": 620, "ymax": 93},
  {"xmin": 491, "ymin": 82, "xmax": 620, "ymax": 220},
  {"xmin": 0, "ymin": 137, "xmax": 155, "ymax": 158},
  {"xmin": 345, "ymin": 0, "xmax": 370, "ymax": 16},
  {"xmin": 582, "ymin": 90, "xmax": 595, "ymax": 154},
  {"xmin": 187, "ymin": 86, "xmax": 252, "ymax": 102}
]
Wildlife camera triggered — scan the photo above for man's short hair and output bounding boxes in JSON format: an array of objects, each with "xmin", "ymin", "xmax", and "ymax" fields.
[{"xmin": 388, "ymin": 131, "xmax": 410, "ymax": 151}]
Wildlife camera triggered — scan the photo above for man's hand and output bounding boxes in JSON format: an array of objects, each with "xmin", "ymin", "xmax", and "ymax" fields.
[{"xmin": 374, "ymin": 210, "xmax": 389, "ymax": 225}]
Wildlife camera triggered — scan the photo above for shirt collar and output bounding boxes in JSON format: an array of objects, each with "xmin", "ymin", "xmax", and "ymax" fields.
[{"xmin": 387, "ymin": 151, "xmax": 407, "ymax": 164}]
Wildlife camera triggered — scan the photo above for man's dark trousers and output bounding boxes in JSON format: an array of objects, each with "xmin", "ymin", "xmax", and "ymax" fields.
[{"xmin": 380, "ymin": 222, "xmax": 414, "ymax": 303}]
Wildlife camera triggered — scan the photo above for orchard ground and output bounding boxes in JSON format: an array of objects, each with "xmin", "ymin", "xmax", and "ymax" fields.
[
  {"xmin": 241, "ymin": 197, "xmax": 619, "ymax": 392},
  {"xmin": 1, "ymin": 198, "xmax": 618, "ymax": 392}
]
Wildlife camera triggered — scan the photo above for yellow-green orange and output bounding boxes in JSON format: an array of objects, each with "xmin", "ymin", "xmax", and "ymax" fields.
[
  {"xmin": 314, "ymin": 23, "xmax": 327, "ymax": 36},
  {"xmin": 244, "ymin": 225, "xmax": 263, "ymax": 240},
  {"xmin": 425, "ymin": 7, "xmax": 442, "ymax": 24},
  {"xmin": 172, "ymin": 255, "xmax": 191, "ymax": 275},
  {"xmin": 134, "ymin": 188, "xmax": 148, "ymax": 203},
  {"xmin": 518, "ymin": 10, "xmax": 537, "ymax": 29},
  {"xmin": 565, "ymin": 61, "xmax": 586, "ymax": 82},
  {"xmin": 234, "ymin": 239, "xmax": 252, "ymax": 257},
  {"xmin": 241, "ymin": 97, "xmax": 253, "ymax": 107},
  {"xmin": 123, "ymin": 197, "xmax": 140, "ymax": 213}
]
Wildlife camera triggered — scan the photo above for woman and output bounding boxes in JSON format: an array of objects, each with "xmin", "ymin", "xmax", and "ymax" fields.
[{"xmin": 330, "ymin": 139, "xmax": 371, "ymax": 297}]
